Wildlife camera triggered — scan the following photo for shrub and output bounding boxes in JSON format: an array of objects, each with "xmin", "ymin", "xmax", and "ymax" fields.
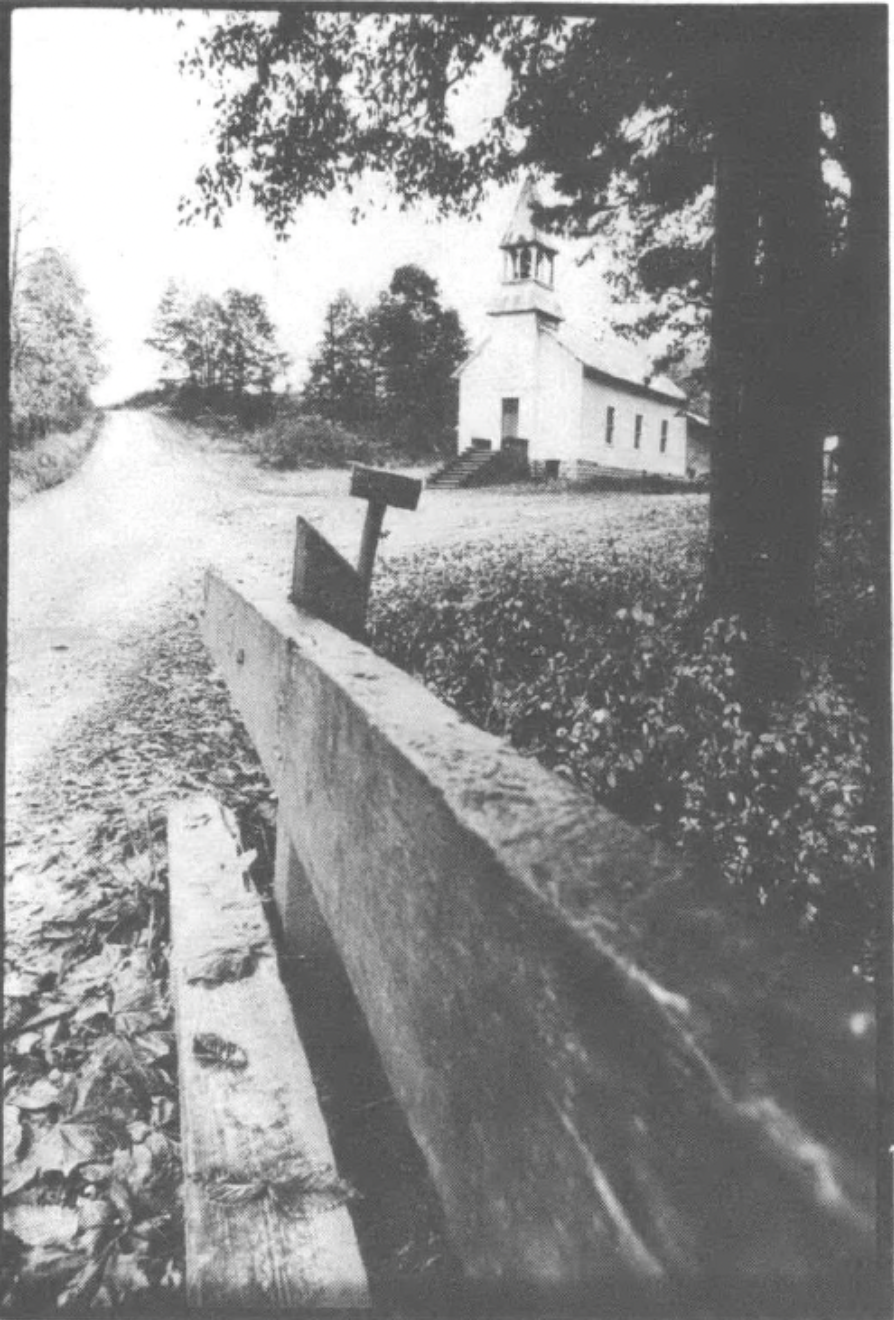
[
  {"xmin": 10, "ymin": 411, "xmax": 105, "ymax": 502},
  {"xmin": 250, "ymin": 413, "xmax": 373, "ymax": 469},
  {"xmin": 368, "ymin": 518, "xmax": 878, "ymax": 968},
  {"xmin": 165, "ymin": 383, "xmax": 277, "ymax": 428}
]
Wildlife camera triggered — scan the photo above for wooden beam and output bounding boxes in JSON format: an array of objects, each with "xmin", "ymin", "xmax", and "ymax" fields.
[
  {"xmin": 202, "ymin": 569, "xmax": 876, "ymax": 1306},
  {"xmin": 168, "ymin": 795, "xmax": 370, "ymax": 1312},
  {"xmin": 290, "ymin": 516, "xmax": 366, "ymax": 641}
]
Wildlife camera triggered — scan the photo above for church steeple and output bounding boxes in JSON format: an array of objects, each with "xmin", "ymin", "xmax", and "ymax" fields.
[{"xmin": 488, "ymin": 176, "xmax": 563, "ymax": 324}]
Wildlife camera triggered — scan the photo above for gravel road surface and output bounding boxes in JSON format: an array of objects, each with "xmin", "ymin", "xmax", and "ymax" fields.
[{"xmin": 9, "ymin": 407, "xmax": 697, "ymax": 788}]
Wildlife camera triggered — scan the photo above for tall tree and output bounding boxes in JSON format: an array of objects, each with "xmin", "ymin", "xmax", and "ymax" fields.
[
  {"xmin": 11, "ymin": 247, "xmax": 103, "ymax": 444},
  {"xmin": 183, "ymin": 8, "xmax": 887, "ymax": 680},
  {"xmin": 146, "ymin": 285, "xmax": 287, "ymax": 396},
  {"xmin": 218, "ymin": 288, "xmax": 288, "ymax": 394},
  {"xmin": 302, "ymin": 291, "xmax": 376, "ymax": 426},
  {"xmin": 302, "ymin": 274, "xmax": 467, "ymax": 451},
  {"xmin": 145, "ymin": 280, "xmax": 191, "ymax": 382},
  {"xmin": 823, "ymin": 37, "xmax": 889, "ymax": 512},
  {"xmin": 369, "ymin": 265, "xmax": 468, "ymax": 454}
]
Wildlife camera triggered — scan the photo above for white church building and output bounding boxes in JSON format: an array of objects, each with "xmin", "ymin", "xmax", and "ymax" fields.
[{"xmin": 454, "ymin": 178, "xmax": 701, "ymax": 483}]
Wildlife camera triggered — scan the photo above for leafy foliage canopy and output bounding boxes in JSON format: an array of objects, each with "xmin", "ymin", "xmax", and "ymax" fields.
[
  {"xmin": 11, "ymin": 248, "xmax": 104, "ymax": 445},
  {"xmin": 146, "ymin": 283, "xmax": 288, "ymax": 396},
  {"xmin": 303, "ymin": 265, "xmax": 468, "ymax": 455}
]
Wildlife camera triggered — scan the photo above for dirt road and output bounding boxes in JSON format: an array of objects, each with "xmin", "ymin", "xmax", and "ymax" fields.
[
  {"xmin": 7, "ymin": 410, "xmax": 362, "ymax": 782},
  {"xmin": 8, "ymin": 408, "xmax": 703, "ymax": 787},
  {"xmin": 9, "ymin": 411, "xmax": 235, "ymax": 780}
]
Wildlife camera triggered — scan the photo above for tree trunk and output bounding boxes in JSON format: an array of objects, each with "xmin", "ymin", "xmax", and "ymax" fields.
[
  {"xmin": 835, "ymin": 28, "xmax": 889, "ymax": 514},
  {"xmin": 746, "ymin": 70, "xmax": 827, "ymax": 678},
  {"xmin": 705, "ymin": 94, "xmax": 761, "ymax": 617},
  {"xmin": 707, "ymin": 58, "xmax": 827, "ymax": 695}
]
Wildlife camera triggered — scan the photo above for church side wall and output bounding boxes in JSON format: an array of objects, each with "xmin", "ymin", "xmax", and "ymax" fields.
[
  {"xmin": 579, "ymin": 375, "xmax": 687, "ymax": 477},
  {"xmin": 531, "ymin": 331, "xmax": 582, "ymax": 465},
  {"xmin": 456, "ymin": 317, "xmax": 539, "ymax": 455}
]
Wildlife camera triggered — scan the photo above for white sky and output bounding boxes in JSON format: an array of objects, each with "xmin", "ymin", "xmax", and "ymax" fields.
[{"xmin": 11, "ymin": 9, "xmax": 613, "ymax": 406}]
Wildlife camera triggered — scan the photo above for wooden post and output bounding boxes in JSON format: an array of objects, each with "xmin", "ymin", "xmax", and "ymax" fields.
[
  {"xmin": 350, "ymin": 465, "xmax": 422, "ymax": 598},
  {"xmin": 356, "ymin": 499, "xmax": 386, "ymax": 591}
]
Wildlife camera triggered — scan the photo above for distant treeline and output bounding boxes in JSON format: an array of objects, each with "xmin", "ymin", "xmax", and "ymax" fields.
[
  {"xmin": 146, "ymin": 284, "xmax": 289, "ymax": 398},
  {"xmin": 144, "ymin": 263, "xmax": 469, "ymax": 462},
  {"xmin": 302, "ymin": 264, "xmax": 468, "ymax": 458}
]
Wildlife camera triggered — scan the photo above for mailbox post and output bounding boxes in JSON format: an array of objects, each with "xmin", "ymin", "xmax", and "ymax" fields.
[
  {"xmin": 290, "ymin": 466, "xmax": 422, "ymax": 641},
  {"xmin": 350, "ymin": 465, "xmax": 422, "ymax": 599}
]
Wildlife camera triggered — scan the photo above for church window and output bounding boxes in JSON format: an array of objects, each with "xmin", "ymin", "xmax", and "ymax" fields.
[
  {"xmin": 605, "ymin": 406, "xmax": 615, "ymax": 446},
  {"xmin": 519, "ymin": 247, "xmax": 532, "ymax": 279},
  {"xmin": 660, "ymin": 419, "xmax": 668, "ymax": 453},
  {"xmin": 634, "ymin": 414, "xmax": 643, "ymax": 449}
]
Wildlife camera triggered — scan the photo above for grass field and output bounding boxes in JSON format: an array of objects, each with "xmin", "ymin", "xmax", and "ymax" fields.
[{"xmin": 369, "ymin": 496, "xmax": 882, "ymax": 973}]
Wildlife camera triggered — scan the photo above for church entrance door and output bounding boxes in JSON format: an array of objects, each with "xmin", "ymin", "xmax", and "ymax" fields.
[{"xmin": 501, "ymin": 397, "xmax": 519, "ymax": 439}]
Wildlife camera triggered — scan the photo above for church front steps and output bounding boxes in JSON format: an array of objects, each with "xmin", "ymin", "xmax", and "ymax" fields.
[{"xmin": 427, "ymin": 447, "xmax": 506, "ymax": 489}]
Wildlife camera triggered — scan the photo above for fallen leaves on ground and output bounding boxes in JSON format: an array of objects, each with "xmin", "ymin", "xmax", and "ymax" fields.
[
  {"xmin": 4, "ymin": 613, "xmax": 276, "ymax": 1313},
  {"xmin": 192, "ymin": 1032, "xmax": 249, "ymax": 1071}
]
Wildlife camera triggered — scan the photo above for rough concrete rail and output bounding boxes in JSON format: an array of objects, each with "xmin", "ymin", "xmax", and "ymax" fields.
[{"xmin": 202, "ymin": 567, "xmax": 876, "ymax": 1308}]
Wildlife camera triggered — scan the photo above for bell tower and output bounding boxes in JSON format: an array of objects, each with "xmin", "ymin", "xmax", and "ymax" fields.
[{"xmin": 488, "ymin": 176, "xmax": 564, "ymax": 325}]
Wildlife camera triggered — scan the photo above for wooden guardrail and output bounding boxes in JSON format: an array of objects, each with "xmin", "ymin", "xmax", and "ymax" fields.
[
  {"xmin": 168, "ymin": 797, "xmax": 370, "ymax": 1310},
  {"xmin": 200, "ymin": 558, "xmax": 877, "ymax": 1311}
]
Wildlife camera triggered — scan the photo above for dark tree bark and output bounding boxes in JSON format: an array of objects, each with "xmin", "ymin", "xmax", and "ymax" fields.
[
  {"xmin": 748, "ymin": 68, "xmax": 827, "ymax": 667},
  {"xmin": 834, "ymin": 32, "xmax": 889, "ymax": 514},
  {"xmin": 708, "ymin": 44, "xmax": 828, "ymax": 693},
  {"xmin": 705, "ymin": 94, "xmax": 761, "ymax": 624}
]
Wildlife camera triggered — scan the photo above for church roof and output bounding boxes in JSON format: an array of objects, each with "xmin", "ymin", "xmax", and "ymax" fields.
[
  {"xmin": 453, "ymin": 324, "xmax": 690, "ymax": 404},
  {"xmin": 500, "ymin": 177, "xmax": 558, "ymax": 253},
  {"xmin": 550, "ymin": 324, "xmax": 687, "ymax": 403}
]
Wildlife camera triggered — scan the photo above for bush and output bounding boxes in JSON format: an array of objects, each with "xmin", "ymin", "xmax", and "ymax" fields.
[
  {"xmin": 165, "ymin": 383, "xmax": 278, "ymax": 428},
  {"xmin": 368, "ymin": 519, "xmax": 878, "ymax": 968},
  {"xmin": 10, "ymin": 411, "xmax": 105, "ymax": 502},
  {"xmin": 250, "ymin": 413, "xmax": 374, "ymax": 469}
]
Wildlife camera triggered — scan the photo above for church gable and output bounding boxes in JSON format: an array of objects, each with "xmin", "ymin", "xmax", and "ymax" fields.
[{"xmin": 455, "ymin": 178, "xmax": 702, "ymax": 481}]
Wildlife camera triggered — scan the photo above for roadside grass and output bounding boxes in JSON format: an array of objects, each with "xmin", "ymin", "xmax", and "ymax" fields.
[
  {"xmin": 369, "ymin": 499, "xmax": 882, "ymax": 972},
  {"xmin": 10, "ymin": 414, "xmax": 105, "ymax": 504}
]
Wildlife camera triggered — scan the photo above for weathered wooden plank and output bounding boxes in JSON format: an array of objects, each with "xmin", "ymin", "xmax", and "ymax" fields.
[
  {"xmin": 168, "ymin": 794, "xmax": 370, "ymax": 1312},
  {"xmin": 350, "ymin": 464, "xmax": 422, "ymax": 510},
  {"xmin": 201, "ymin": 569, "xmax": 876, "ymax": 1305},
  {"xmin": 290, "ymin": 516, "xmax": 366, "ymax": 641}
]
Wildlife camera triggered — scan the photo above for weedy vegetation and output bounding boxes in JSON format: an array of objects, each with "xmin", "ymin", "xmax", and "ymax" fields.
[
  {"xmin": 369, "ymin": 502, "xmax": 881, "ymax": 972},
  {"xmin": 10, "ymin": 412, "xmax": 105, "ymax": 504}
]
